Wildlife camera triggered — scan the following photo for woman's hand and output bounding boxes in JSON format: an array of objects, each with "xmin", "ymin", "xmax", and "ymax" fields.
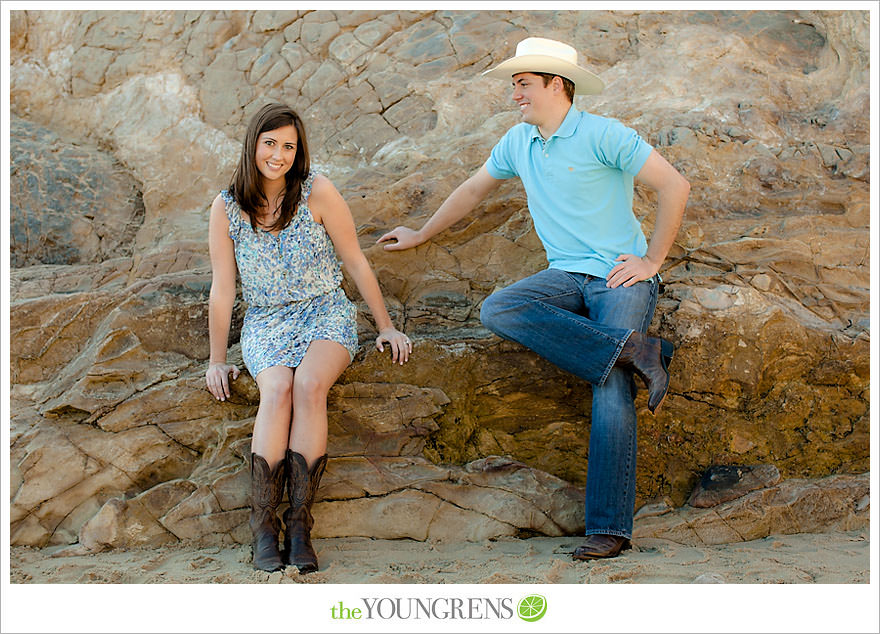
[
  {"xmin": 376, "ymin": 328, "xmax": 413, "ymax": 365},
  {"xmin": 206, "ymin": 362, "xmax": 240, "ymax": 401}
]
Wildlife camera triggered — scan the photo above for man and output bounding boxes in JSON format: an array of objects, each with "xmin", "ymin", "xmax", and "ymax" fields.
[{"xmin": 378, "ymin": 37, "xmax": 689, "ymax": 560}]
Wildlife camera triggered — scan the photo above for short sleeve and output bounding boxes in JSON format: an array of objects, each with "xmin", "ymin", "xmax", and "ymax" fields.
[
  {"xmin": 596, "ymin": 119, "xmax": 653, "ymax": 176},
  {"xmin": 486, "ymin": 130, "xmax": 518, "ymax": 180}
]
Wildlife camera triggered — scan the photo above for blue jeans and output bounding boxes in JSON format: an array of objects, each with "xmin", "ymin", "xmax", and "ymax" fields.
[{"xmin": 480, "ymin": 268, "xmax": 659, "ymax": 539}]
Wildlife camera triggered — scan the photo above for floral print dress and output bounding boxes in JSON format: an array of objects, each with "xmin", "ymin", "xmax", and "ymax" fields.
[{"xmin": 221, "ymin": 171, "xmax": 358, "ymax": 378}]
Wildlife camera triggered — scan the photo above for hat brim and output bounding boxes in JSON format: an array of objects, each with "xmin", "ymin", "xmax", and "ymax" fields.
[{"xmin": 482, "ymin": 54, "xmax": 605, "ymax": 95}]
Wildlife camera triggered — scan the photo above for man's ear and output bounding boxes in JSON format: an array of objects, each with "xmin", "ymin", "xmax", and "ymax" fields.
[{"xmin": 553, "ymin": 76, "xmax": 564, "ymax": 94}]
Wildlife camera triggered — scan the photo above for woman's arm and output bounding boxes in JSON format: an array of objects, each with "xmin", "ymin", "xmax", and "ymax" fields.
[
  {"xmin": 206, "ymin": 194, "xmax": 241, "ymax": 399},
  {"xmin": 311, "ymin": 175, "xmax": 411, "ymax": 364}
]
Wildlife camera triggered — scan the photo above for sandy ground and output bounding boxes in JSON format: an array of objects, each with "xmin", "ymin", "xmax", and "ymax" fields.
[{"xmin": 9, "ymin": 529, "xmax": 869, "ymax": 584}]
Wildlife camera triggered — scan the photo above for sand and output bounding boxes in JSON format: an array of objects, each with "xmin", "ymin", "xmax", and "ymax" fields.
[
  {"xmin": 6, "ymin": 531, "xmax": 875, "ymax": 633},
  {"xmin": 10, "ymin": 529, "xmax": 869, "ymax": 584}
]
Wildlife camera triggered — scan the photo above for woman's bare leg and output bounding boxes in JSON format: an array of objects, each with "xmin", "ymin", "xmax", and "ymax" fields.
[
  {"xmin": 288, "ymin": 340, "xmax": 351, "ymax": 466},
  {"xmin": 252, "ymin": 365, "xmax": 294, "ymax": 468}
]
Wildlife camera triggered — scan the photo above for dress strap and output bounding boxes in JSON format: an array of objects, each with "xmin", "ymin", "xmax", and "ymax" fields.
[
  {"xmin": 220, "ymin": 189, "xmax": 242, "ymax": 239},
  {"xmin": 300, "ymin": 171, "xmax": 317, "ymax": 205}
]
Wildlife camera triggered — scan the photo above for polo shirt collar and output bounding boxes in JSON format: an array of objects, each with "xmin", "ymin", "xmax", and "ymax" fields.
[{"xmin": 528, "ymin": 105, "xmax": 581, "ymax": 142}]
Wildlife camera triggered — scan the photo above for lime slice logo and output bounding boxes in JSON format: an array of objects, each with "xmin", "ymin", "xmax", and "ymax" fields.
[{"xmin": 517, "ymin": 594, "xmax": 547, "ymax": 622}]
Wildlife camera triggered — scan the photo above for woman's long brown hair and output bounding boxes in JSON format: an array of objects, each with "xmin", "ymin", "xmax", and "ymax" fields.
[{"xmin": 229, "ymin": 103, "xmax": 310, "ymax": 233}]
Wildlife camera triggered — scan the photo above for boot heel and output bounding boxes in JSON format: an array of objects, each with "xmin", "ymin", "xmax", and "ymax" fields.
[{"xmin": 660, "ymin": 338, "xmax": 674, "ymax": 364}]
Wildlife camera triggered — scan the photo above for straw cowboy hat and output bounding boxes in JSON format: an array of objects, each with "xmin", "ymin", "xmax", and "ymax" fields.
[{"xmin": 482, "ymin": 37, "xmax": 605, "ymax": 95}]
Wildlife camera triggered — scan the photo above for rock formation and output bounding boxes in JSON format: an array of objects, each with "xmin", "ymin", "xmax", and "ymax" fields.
[
  {"xmin": 687, "ymin": 464, "xmax": 781, "ymax": 508},
  {"xmin": 634, "ymin": 472, "xmax": 869, "ymax": 545},
  {"xmin": 9, "ymin": 9, "xmax": 869, "ymax": 549}
]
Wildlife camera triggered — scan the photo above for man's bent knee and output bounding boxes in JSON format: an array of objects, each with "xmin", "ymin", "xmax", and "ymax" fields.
[{"xmin": 481, "ymin": 289, "xmax": 524, "ymax": 330}]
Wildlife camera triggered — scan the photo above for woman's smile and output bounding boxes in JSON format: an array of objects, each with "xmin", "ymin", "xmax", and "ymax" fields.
[{"xmin": 255, "ymin": 124, "xmax": 298, "ymax": 183}]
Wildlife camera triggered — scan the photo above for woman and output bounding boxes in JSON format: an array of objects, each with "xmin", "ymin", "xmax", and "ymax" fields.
[{"xmin": 206, "ymin": 103, "xmax": 411, "ymax": 573}]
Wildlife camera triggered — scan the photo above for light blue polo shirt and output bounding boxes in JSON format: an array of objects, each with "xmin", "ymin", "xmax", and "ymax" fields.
[{"xmin": 486, "ymin": 105, "xmax": 653, "ymax": 278}]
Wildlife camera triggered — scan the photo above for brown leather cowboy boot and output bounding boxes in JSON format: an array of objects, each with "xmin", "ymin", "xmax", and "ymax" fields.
[
  {"xmin": 282, "ymin": 450, "xmax": 327, "ymax": 573},
  {"xmin": 572, "ymin": 534, "xmax": 632, "ymax": 560},
  {"xmin": 249, "ymin": 453, "xmax": 286, "ymax": 572},
  {"xmin": 615, "ymin": 331, "xmax": 674, "ymax": 414}
]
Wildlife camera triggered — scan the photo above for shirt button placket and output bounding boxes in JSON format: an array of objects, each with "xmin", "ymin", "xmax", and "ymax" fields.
[
  {"xmin": 544, "ymin": 140, "xmax": 551, "ymax": 176},
  {"xmin": 269, "ymin": 234, "xmax": 284, "ymax": 279},
  {"xmin": 277, "ymin": 237, "xmax": 286, "ymax": 282}
]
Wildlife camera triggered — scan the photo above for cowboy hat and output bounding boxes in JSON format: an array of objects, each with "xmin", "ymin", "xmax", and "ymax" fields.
[{"xmin": 482, "ymin": 37, "xmax": 604, "ymax": 95}]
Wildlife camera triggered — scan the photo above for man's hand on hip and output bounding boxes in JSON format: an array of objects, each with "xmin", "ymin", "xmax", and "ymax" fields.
[{"xmin": 606, "ymin": 254, "xmax": 659, "ymax": 288}]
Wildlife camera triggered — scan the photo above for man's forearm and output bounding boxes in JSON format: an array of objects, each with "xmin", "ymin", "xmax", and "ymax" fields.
[
  {"xmin": 644, "ymin": 178, "xmax": 689, "ymax": 267},
  {"xmin": 378, "ymin": 164, "xmax": 502, "ymax": 251},
  {"xmin": 415, "ymin": 180, "xmax": 486, "ymax": 243}
]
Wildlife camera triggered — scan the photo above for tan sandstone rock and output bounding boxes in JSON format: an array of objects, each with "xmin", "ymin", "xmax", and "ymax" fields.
[{"xmin": 634, "ymin": 473, "xmax": 869, "ymax": 545}]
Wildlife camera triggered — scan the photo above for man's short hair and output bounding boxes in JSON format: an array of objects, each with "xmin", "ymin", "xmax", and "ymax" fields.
[{"xmin": 535, "ymin": 72, "xmax": 575, "ymax": 103}]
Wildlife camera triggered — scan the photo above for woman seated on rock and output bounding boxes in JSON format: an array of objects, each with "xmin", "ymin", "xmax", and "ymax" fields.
[{"xmin": 205, "ymin": 102, "xmax": 412, "ymax": 573}]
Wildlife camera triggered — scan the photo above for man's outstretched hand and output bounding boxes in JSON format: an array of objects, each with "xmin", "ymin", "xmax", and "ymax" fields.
[{"xmin": 377, "ymin": 226, "xmax": 422, "ymax": 251}]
